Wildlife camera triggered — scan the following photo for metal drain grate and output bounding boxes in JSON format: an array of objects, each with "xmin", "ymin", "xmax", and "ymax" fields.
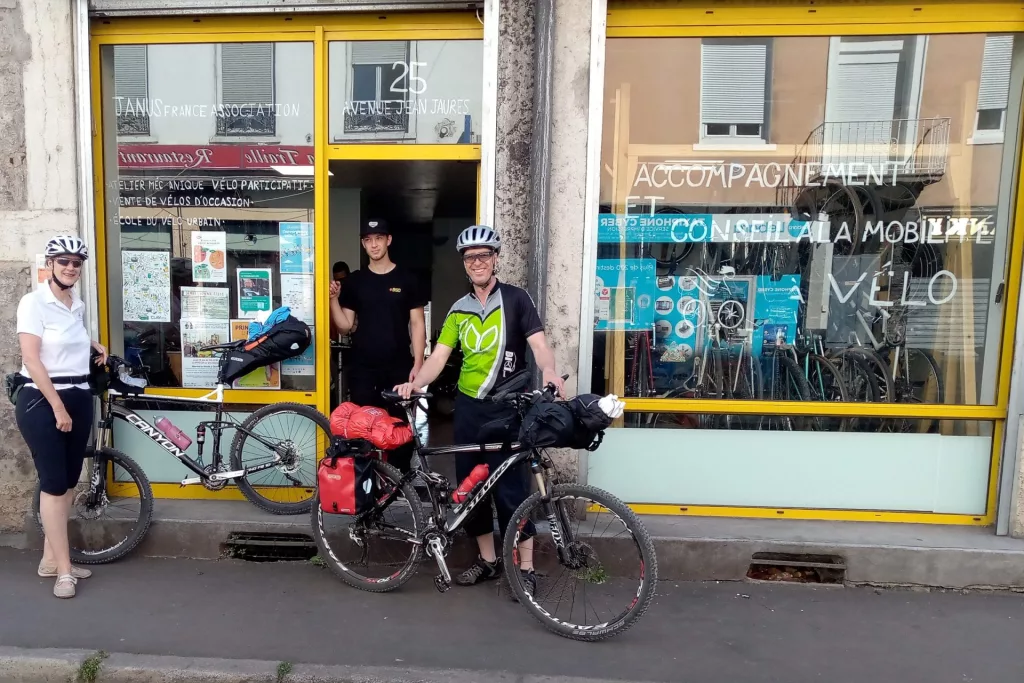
[
  {"xmin": 746, "ymin": 552, "xmax": 847, "ymax": 584},
  {"xmin": 222, "ymin": 532, "xmax": 318, "ymax": 563}
]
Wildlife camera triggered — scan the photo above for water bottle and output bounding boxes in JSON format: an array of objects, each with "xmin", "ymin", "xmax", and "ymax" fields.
[
  {"xmin": 451, "ymin": 464, "xmax": 489, "ymax": 504},
  {"xmin": 155, "ymin": 416, "xmax": 193, "ymax": 450}
]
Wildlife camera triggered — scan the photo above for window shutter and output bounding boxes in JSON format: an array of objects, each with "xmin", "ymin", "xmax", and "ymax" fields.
[
  {"xmin": 221, "ymin": 43, "xmax": 274, "ymax": 106},
  {"xmin": 978, "ymin": 35, "xmax": 1013, "ymax": 111},
  {"xmin": 700, "ymin": 41, "xmax": 767, "ymax": 125},
  {"xmin": 351, "ymin": 41, "xmax": 408, "ymax": 65},
  {"xmin": 114, "ymin": 45, "xmax": 148, "ymax": 103}
]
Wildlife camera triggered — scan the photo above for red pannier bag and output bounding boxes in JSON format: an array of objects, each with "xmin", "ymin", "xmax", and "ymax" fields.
[
  {"xmin": 317, "ymin": 439, "xmax": 374, "ymax": 515},
  {"xmin": 329, "ymin": 402, "xmax": 413, "ymax": 451}
]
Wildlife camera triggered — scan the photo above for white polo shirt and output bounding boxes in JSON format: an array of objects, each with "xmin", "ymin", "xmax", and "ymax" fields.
[{"xmin": 16, "ymin": 283, "xmax": 92, "ymax": 390}]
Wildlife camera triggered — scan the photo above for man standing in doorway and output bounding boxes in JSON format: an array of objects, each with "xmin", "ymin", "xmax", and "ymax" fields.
[{"xmin": 329, "ymin": 219, "xmax": 426, "ymax": 473}]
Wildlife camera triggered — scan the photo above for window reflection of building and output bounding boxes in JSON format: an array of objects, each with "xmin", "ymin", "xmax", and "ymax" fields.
[
  {"xmin": 114, "ymin": 45, "xmax": 150, "ymax": 136},
  {"xmin": 217, "ymin": 43, "xmax": 276, "ymax": 137},
  {"xmin": 700, "ymin": 39, "xmax": 771, "ymax": 144},
  {"xmin": 345, "ymin": 41, "xmax": 411, "ymax": 134}
]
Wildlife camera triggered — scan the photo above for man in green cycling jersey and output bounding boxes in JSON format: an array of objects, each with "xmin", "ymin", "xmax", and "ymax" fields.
[{"xmin": 394, "ymin": 225, "xmax": 564, "ymax": 598}]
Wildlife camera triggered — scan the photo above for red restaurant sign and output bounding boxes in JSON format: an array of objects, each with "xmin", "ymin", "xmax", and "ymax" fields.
[{"xmin": 117, "ymin": 144, "xmax": 315, "ymax": 170}]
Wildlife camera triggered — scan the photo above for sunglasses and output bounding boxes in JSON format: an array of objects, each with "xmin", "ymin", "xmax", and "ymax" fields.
[
  {"xmin": 55, "ymin": 257, "xmax": 83, "ymax": 268},
  {"xmin": 462, "ymin": 251, "xmax": 495, "ymax": 265}
]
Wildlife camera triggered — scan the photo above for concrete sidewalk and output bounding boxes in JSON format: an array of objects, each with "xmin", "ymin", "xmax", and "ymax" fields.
[
  {"xmin": 1, "ymin": 547, "xmax": 1023, "ymax": 683},
  {"xmin": 18, "ymin": 499, "xmax": 1024, "ymax": 589}
]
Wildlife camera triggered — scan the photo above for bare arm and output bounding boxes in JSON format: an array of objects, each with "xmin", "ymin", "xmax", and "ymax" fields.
[
  {"xmin": 329, "ymin": 296, "xmax": 357, "ymax": 334},
  {"xmin": 527, "ymin": 331, "xmax": 566, "ymax": 397},
  {"xmin": 19, "ymin": 333, "xmax": 68, "ymax": 422},
  {"xmin": 409, "ymin": 307, "xmax": 426, "ymax": 380}
]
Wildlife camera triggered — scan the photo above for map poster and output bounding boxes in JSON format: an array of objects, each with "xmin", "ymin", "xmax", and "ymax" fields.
[
  {"xmin": 123, "ymin": 250, "xmax": 171, "ymax": 322},
  {"xmin": 191, "ymin": 232, "xmax": 227, "ymax": 283},
  {"xmin": 180, "ymin": 287, "xmax": 230, "ymax": 321},
  {"xmin": 237, "ymin": 268, "xmax": 273, "ymax": 318},
  {"xmin": 180, "ymin": 318, "xmax": 230, "ymax": 388},
  {"xmin": 280, "ymin": 274, "xmax": 314, "ymax": 322},
  {"xmin": 279, "ymin": 222, "xmax": 314, "ymax": 274},
  {"xmin": 230, "ymin": 320, "xmax": 280, "ymax": 389}
]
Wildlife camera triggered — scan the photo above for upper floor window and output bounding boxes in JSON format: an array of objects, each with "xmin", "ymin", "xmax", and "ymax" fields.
[
  {"xmin": 345, "ymin": 41, "xmax": 411, "ymax": 135},
  {"xmin": 114, "ymin": 45, "xmax": 150, "ymax": 136},
  {"xmin": 217, "ymin": 43, "xmax": 276, "ymax": 137},
  {"xmin": 975, "ymin": 35, "xmax": 1012, "ymax": 142},
  {"xmin": 700, "ymin": 39, "xmax": 771, "ymax": 144}
]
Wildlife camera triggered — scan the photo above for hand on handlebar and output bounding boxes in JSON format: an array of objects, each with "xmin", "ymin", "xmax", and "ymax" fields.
[
  {"xmin": 392, "ymin": 382, "xmax": 419, "ymax": 400},
  {"xmin": 543, "ymin": 370, "xmax": 567, "ymax": 399}
]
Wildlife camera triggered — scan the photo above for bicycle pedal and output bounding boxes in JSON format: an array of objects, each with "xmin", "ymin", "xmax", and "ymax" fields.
[{"xmin": 434, "ymin": 575, "xmax": 451, "ymax": 593}]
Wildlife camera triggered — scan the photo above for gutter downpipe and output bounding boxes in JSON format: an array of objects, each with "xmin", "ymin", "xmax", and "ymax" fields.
[
  {"xmin": 73, "ymin": 0, "xmax": 99, "ymax": 344},
  {"xmin": 527, "ymin": 0, "xmax": 554, "ymax": 388}
]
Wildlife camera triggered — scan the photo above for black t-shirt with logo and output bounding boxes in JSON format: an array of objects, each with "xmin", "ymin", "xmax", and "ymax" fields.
[{"xmin": 338, "ymin": 265, "xmax": 427, "ymax": 369}]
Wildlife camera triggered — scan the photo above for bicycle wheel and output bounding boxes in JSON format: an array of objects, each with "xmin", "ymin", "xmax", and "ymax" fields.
[
  {"xmin": 888, "ymin": 348, "xmax": 944, "ymax": 433},
  {"xmin": 230, "ymin": 402, "xmax": 330, "ymax": 515},
  {"xmin": 504, "ymin": 483, "xmax": 658, "ymax": 642},
  {"xmin": 33, "ymin": 447, "xmax": 153, "ymax": 564},
  {"xmin": 759, "ymin": 354, "xmax": 810, "ymax": 430},
  {"xmin": 311, "ymin": 459, "xmax": 424, "ymax": 592},
  {"xmin": 804, "ymin": 354, "xmax": 849, "ymax": 431}
]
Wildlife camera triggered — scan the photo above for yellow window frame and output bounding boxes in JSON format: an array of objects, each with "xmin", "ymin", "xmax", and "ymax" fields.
[
  {"xmin": 90, "ymin": 13, "xmax": 482, "ymax": 500},
  {"xmin": 599, "ymin": 0, "xmax": 1024, "ymax": 525}
]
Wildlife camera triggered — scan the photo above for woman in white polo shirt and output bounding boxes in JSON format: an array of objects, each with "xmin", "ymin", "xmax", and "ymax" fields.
[{"xmin": 16, "ymin": 235, "xmax": 106, "ymax": 599}]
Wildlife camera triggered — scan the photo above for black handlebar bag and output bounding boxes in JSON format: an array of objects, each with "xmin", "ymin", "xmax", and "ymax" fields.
[{"xmin": 218, "ymin": 315, "xmax": 311, "ymax": 385}]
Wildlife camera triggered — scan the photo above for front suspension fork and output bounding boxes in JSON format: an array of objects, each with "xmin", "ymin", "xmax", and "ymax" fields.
[{"xmin": 532, "ymin": 461, "xmax": 577, "ymax": 564}]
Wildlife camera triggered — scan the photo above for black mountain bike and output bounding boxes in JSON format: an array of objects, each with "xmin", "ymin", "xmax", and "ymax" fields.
[
  {"xmin": 311, "ymin": 373, "xmax": 658, "ymax": 642},
  {"xmin": 32, "ymin": 351, "xmax": 329, "ymax": 564}
]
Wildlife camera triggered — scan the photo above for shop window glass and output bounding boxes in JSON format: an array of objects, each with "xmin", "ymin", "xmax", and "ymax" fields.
[
  {"xmin": 114, "ymin": 45, "xmax": 150, "ymax": 136},
  {"xmin": 328, "ymin": 40, "xmax": 483, "ymax": 144},
  {"xmin": 100, "ymin": 42, "xmax": 317, "ymax": 393},
  {"xmin": 592, "ymin": 33, "xmax": 1023, "ymax": 419}
]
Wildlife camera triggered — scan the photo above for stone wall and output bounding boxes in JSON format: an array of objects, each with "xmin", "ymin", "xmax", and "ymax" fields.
[
  {"xmin": 492, "ymin": 0, "xmax": 534, "ymax": 288},
  {"xmin": 0, "ymin": 0, "xmax": 79, "ymax": 533}
]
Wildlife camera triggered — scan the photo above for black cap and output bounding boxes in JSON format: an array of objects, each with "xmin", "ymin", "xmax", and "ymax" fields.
[{"xmin": 361, "ymin": 219, "xmax": 390, "ymax": 237}]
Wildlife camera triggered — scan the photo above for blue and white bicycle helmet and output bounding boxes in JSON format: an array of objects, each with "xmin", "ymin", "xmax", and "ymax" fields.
[
  {"xmin": 456, "ymin": 225, "xmax": 501, "ymax": 254},
  {"xmin": 45, "ymin": 235, "xmax": 89, "ymax": 260}
]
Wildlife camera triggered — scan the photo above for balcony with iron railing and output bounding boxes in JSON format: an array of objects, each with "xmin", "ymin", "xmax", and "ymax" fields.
[
  {"xmin": 343, "ymin": 99, "xmax": 410, "ymax": 135},
  {"xmin": 777, "ymin": 117, "xmax": 951, "ymax": 209},
  {"xmin": 117, "ymin": 111, "xmax": 150, "ymax": 136},
  {"xmin": 215, "ymin": 105, "xmax": 277, "ymax": 137}
]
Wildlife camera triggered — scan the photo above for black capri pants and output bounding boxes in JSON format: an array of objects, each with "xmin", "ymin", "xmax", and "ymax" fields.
[
  {"xmin": 454, "ymin": 392, "xmax": 535, "ymax": 541},
  {"xmin": 15, "ymin": 387, "xmax": 94, "ymax": 496}
]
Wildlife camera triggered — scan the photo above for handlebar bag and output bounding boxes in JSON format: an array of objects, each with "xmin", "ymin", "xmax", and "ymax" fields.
[
  {"xmin": 317, "ymin": 439, "xmax": 375, "ymax": 515},
  {"xmin": 519, "ymin": 401, "xmax": 578, "ymax": 448},
  {"xmin": 219, "ymin": 315, "xmax": 311, "ymax": 384},
  {"xmin": 330, "ymin": 402, "xmax": 413, "ymax": 451}
]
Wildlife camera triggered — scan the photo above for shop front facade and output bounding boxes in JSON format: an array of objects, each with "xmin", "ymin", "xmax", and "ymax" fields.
[
  {"xmin": 581, "ymin": 2, "xmax": 1024, "ymax": 534},
  {"xmin": 3, "ymin": 0, "xmax": 1024, "ymax": 538}
]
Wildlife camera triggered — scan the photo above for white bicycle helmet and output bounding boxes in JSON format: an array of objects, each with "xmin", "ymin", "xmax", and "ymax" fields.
[
  {"xmin": 45, "ymin": 235, "xmax": 89, "ymax": 260},
  {"xmin": 456, "ymin": 225, "xmax": 501, "ymax": 253}
]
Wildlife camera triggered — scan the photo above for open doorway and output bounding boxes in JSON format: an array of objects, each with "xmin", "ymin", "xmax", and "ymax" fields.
[{"xmin": 327, "ymin": 159, "xmax": 477, "ymax": 442}]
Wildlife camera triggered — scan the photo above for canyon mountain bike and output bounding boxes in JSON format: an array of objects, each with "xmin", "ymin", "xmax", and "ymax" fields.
[{"xmin": 311, "ymin": 373, "xmax": 658, "ymax": 642}]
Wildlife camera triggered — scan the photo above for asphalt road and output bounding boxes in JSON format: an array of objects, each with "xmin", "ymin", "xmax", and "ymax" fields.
[{"xmin": 1, "ymin": 547, "xmax": 1022, "ymax": 683}]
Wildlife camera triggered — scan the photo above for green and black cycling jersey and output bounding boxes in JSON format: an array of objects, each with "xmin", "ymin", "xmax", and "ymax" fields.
[{"xmin": 437, "ymin": 280, "xmax": 544, "ymax": 399}]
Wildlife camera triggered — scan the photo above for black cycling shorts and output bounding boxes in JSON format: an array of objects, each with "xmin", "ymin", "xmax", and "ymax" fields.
[{"xmin": 15, "ymin": 387, "xmax": 94, "ymax": 496}]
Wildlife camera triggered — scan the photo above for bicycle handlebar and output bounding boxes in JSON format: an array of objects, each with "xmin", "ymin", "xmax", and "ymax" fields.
[{"xmin": 381, "ymin": 390, "xmax": 434, "ymax": 402}]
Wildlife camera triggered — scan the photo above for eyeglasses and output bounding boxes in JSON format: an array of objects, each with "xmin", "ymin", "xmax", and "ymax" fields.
[
  {"xmin": 55, "ymin": 258, "xmax": 83, "ymax": 269},
  {"xmin": 462, "ymin": 251, "xmax": 495, "ymax": 265}
]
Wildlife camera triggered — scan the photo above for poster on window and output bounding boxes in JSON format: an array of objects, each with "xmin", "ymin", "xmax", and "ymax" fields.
[
  {"xmin": 283, "ymin": 327, "xmax": 315, "ymax": 376},
  {"xmin": 123, "ymin": 250, "xmax": 171, "ymax": 322},
  {"xmin": 191, "ymin": 232, "xmax": 227, "ymax": 283},
  {"xmin": 180, "ymin": 318, "xmax": 231, "ymax": 388},
  {"xmin": 230, "ymin": 320, "xmax": 281, "ymax": 390},
  {"xmin": 237, "ymin": 268, "xmax": 273, "ymax": 318},
  {"xmin": 180, "ymin": 287, "xmax": 230, "ymax": 321},
  {"xmin": 593, "ymin": 258, "xmax": 657, "ymax": 331},
  {"xmin": 279, "ymin": 222, "xmax": 314, "ymax": 274},
  {"xmin": 280, "ymin": 274, "xmax": 314, "ymax": 322}
]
